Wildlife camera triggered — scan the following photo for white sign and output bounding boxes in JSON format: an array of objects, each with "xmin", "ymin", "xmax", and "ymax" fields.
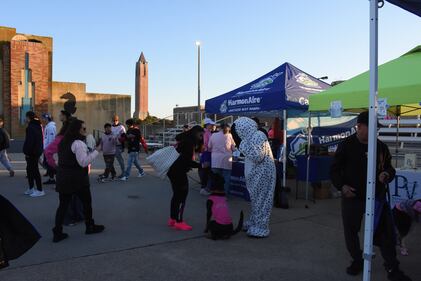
[
  {"xmin": 403, "ymin": 154, "xmax": 417, "ymax": 169},
  {"xmin": 378, "ymin": 98, "xmax": 388, "ymax": 118},
  {"xmin": 389, "ymin": 169, "xmax": 421, "ymax": 207},
  {"xmin": 330, "ymin": 101, "xmax": 343, "ymax": 118}
]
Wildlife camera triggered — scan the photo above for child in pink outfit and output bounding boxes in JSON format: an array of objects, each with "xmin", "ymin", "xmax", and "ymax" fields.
[{"xmin": 205, "ymin": 173, "xmax": 243, "ymax": 240}]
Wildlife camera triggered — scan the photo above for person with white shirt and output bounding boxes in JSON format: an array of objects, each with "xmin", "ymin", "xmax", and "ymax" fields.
[
  {"xmin": 208, "ymin": 123, "xmax": 236, "ymax": 194},
  {"xmin": 111, "ymin": 115, "xmax": 126, "ymax": 178},
  {"xmin": 41, "ymin": 113, "xmax": 57, "ymax": 185}
]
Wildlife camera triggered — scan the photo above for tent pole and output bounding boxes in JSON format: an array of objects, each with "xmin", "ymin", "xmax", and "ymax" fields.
[
  {"xmin": 395, "ymin": 113, "xmax": 400, "ymax": 168},
  {"xmin": 305, "ymin": 111, "xmax": 312, "ymax": 203},
  {"xmin": 282, "ymin": 110, "xmax": 287, "ymax": 188},
  {"xmin": 363, "ymin": 1, "xmax": 379, "ymax": 281}
]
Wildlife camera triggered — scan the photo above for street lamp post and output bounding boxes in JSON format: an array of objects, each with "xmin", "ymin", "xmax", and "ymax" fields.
[{"xmin": 196, "ymin": 41, "xmax": 201, "ymax": 124}]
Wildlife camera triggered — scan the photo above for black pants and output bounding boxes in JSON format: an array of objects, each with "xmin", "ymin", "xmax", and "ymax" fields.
[
  {"xmin": 43, "ymin": 156, "xmax": 55, "ymax": 179},
  {"xmin": 103, "ymin": 155, "xmax": 116, "ymax": 178},
  {"xmin": 392, "ymin": 207, "xmax": 412, "ymax": 239},
  {"xmin": 26, "ymin": 156, "xmax": 42, "ymax": 191},
  {"xmin": 168, "ymin": 171, "xmax": 189, "ymax": 222},
  {"xmin": 341, "ymin": 198, "xmax": 399, "ymax": 270},
  {"xmin": 199, "ymin": 166, "xmax": 210, "ymax": 189},
  {"xmin": 55, "ymin": 187, "xmax": 93, "ymax": 228}
]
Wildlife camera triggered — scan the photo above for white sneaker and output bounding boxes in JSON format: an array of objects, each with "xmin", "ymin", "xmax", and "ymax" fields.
[
  {"xmin": 24, "ymin": 188, "xmax": 34, "ymax": 195},
  {"xmin": 200, "ymin": 189, "xmax": 211, "ymax": 196},
  {"xmin": 137, "ymin": 171, "xmax": 145, "ymax": 178},
  {"xmin": 120, "ymin": 176, "xmax": 128, "ymax": 181},
  {"xmin": 30, "ymin": 190, "xmax": 45, "ymax": 197}
]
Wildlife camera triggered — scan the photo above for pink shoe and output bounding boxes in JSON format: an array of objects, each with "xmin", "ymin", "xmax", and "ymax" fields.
[
  {"xmin": 174, "ymin": 221, "xmax": 193, "ymax": 231},
  {"xmin": 167, "ymin": 218, "xmax": 176, "ymax": 227}
]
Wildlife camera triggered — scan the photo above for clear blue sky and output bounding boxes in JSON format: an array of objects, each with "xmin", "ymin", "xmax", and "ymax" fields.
[{"xmin": 2, "ymin": 0, "xmax": 421, "ymax": 118}]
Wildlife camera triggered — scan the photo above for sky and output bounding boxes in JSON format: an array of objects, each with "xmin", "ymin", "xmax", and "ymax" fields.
[{"xmin": 2, "ymin": 0, "xmax": 421, "ymax": 118}]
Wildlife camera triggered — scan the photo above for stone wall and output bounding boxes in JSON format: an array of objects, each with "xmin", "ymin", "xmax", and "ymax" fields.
[{"xmin": 52, "ymin": 81, "xmax": 131, "ymax": 135}]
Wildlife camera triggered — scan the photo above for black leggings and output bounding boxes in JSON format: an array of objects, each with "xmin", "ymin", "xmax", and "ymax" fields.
[
  {"xmin": 26, "ymin": 156, "xmax": 42, "ymax": 191},
  {"xmin": 168, "ymin": 172, "xmax": 189, "ymax": 222},
  {"xmin": 43, "ymin": 156, "xmax": 56, "ymax": 179},
  {"xmin": 392, "ymin": 207, "xmax": 412, "ymax": 238},
  {"xmin": 55, "ymin": 187, "xmax": 93, "ymax": 228}
]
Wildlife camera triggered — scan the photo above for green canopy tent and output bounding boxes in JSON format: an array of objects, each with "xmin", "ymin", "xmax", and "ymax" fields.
[
  {"xmin": 309, "ymin": 46, "xmax": 421, "ymax": 116},
  {"xmin": 301, "ymin": 46, "xmax": 421, "ymax": 208}
]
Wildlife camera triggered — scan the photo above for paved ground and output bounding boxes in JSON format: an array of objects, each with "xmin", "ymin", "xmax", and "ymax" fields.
[{"xmin": 0, "ymin": 153, "xmax": 420, "ymax": 281}]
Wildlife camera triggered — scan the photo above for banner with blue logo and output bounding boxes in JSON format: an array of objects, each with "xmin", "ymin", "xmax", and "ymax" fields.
[
  {"xmin": 205, "ymin": 63, "xmax": 330, "ymax": 115},
  {"xmin": 287, "ymin": 117, "xmax": 357, "ymax": 165}
]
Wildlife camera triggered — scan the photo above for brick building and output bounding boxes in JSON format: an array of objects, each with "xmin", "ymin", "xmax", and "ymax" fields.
[{"xmin": 0, "ymin": 26, "xmax": 131, "ymax": 139}]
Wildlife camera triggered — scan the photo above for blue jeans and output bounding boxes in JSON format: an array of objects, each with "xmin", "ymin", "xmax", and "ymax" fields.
[
  {"xmin": 115, "ymin": 145, "xmax": 125, "ymax": 174},
  {"xmin": 0, "ymin": 149, "xmax": 12, "ymax": 171},
  {"xmin": 211, "ymin": 168, "xmax": 231, "ymax": 194},
  {"xmin": 124, "ymin": 152, "xmax": 143, "ymax": 177}
]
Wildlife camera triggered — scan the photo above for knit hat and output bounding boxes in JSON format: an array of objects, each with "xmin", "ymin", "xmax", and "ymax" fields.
[{"xmin": 357, "ymin": 111, "xmax": 382, "ymax": 127}]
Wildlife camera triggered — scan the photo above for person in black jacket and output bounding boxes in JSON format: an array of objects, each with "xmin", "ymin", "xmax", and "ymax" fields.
[
  {"xmin": 23, "ymin": 111, "xmax": 44, "ymax": 197},
  {"xmin": 167, "ymin": 125, "xmax": 204, "ymax": 231},
  {"xmin": 0, "ymin": 118, "xmax": 14, "ymax": 177},
  {"xmin": 53, "ymin": 119, "xmax": 105, "ymax": 243},
  {"xmin": 330, "ymin": 111, "xmax": 411, "ymax": 281}
]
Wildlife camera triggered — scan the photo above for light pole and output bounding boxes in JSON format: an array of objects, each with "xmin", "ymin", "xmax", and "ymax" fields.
[{"xmin": 196, "ymin": 41, "xmax": 201, "ymax": 124}]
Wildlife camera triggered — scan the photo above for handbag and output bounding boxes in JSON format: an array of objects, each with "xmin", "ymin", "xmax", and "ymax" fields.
[{"xmin": 146, "ymin": 146, "xmax": 180, "ymax": 179}]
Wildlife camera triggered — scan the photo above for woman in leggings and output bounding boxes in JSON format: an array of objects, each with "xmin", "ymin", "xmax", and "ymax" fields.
[{"xmin": 167, "ymin": 125, "xmax": 204, "ymax": 231}]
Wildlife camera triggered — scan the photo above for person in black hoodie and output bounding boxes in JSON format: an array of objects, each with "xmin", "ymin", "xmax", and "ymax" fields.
[
  {"xmin": 330, "ymin": 111, "xmax": 411, "ymax": 281},
  {"xmin": 23, "ymin": 111, "xmax": 44, "ymax": 197},
  {"xmin": 167, "ymin": 125, "xmax": 204, "ymax": 231}
]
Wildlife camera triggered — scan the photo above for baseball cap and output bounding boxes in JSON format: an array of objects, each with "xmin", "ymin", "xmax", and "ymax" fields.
[
  {"xmin": 42, "ymin": 113, "xmax": 51, "ymax": 120},
  {"xmin": 204, "ymin": 118, "xmax": 216, "ymax": 125}
]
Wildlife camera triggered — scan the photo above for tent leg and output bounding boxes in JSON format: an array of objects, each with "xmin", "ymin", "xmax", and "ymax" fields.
[
  {"xmin": 282, "ymin": 110, "xmax": 287, "ymax": 189},
  {"xmin": 363, "ymin": 1, "xmax": 379, "ymax": 281},
  {"xmin": 395, "ymin": 115, "xmax": 400, "ymax": 168},
  {"xmin": 305, "ymin": 112, "xmax": 312, "ymax": 206}
]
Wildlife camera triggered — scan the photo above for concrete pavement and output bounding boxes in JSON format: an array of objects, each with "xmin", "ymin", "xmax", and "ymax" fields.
[{"xmin": 0, "ymin": 153, "xmax": 420, "ymax": 281}]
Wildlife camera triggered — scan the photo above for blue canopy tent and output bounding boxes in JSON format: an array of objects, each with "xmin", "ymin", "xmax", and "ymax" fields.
[
  {"xmin": 363, "ymin": 1, "xmax": 421, "ymax": 281},
  {"xmin": 205, "ymin": 62, "xmax": 330, "ymax": 116},
  {"xmin": 205, "ymin": 62, "xmax": 330, "ymax": 189},
  {"xmin": 387, "ymin": 0, "xmax": 421, "ymax": 16}
]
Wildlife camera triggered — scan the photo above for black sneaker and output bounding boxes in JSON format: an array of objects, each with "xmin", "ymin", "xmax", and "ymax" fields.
[
  {"xmin": 0, "ymin": 260, "xmax": 9, "ymax": 270},
  {"xmin": 85, "ymin": 224, "xmax": 105, "ymax": 235},
  {"xmin": 43, "ymin": 179, "xmax": 56, "ymax": 185},
  {"xmin": 387, "ymin": 268, "xmax": 412, "ymax": 281},
  {"xmin": 346, "ymin": 260, "xmax": 363, "ymax": 276}
]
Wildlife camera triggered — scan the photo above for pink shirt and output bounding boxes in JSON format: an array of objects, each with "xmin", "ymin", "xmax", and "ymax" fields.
[
  {"xmin": 209, "ymin": 195, "xmax": 232, "ymax": 225},
  {"xmin": 44, "ymin": 135, "xmax": 63, "ymax": 169},
  {"xmin": 208, "ymin": 131, "xmax": 236, "ymax": 170},
  {"xmin": 203, "ymin": 129, "xmax": 212, "ymax": 151}
]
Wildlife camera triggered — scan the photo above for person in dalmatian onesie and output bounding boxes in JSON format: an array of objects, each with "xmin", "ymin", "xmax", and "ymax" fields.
[{"xmin": 232, "ymin": 117, "xmax": 276, "ymax": 238}]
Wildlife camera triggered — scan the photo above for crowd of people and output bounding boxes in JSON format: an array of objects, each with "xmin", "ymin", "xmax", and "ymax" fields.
[{"xmin": 0, "ymin": 111, "xmax": 419, "ymax": 281}]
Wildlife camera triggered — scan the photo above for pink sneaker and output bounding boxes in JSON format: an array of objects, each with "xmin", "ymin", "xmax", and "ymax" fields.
[
  {"xmin": 167, "ymin": 218, "xmax": 176, "ymax": 227},
  {"xmin": 174, "ymin": 221, "xmax": 193, "ymax": 231}
]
